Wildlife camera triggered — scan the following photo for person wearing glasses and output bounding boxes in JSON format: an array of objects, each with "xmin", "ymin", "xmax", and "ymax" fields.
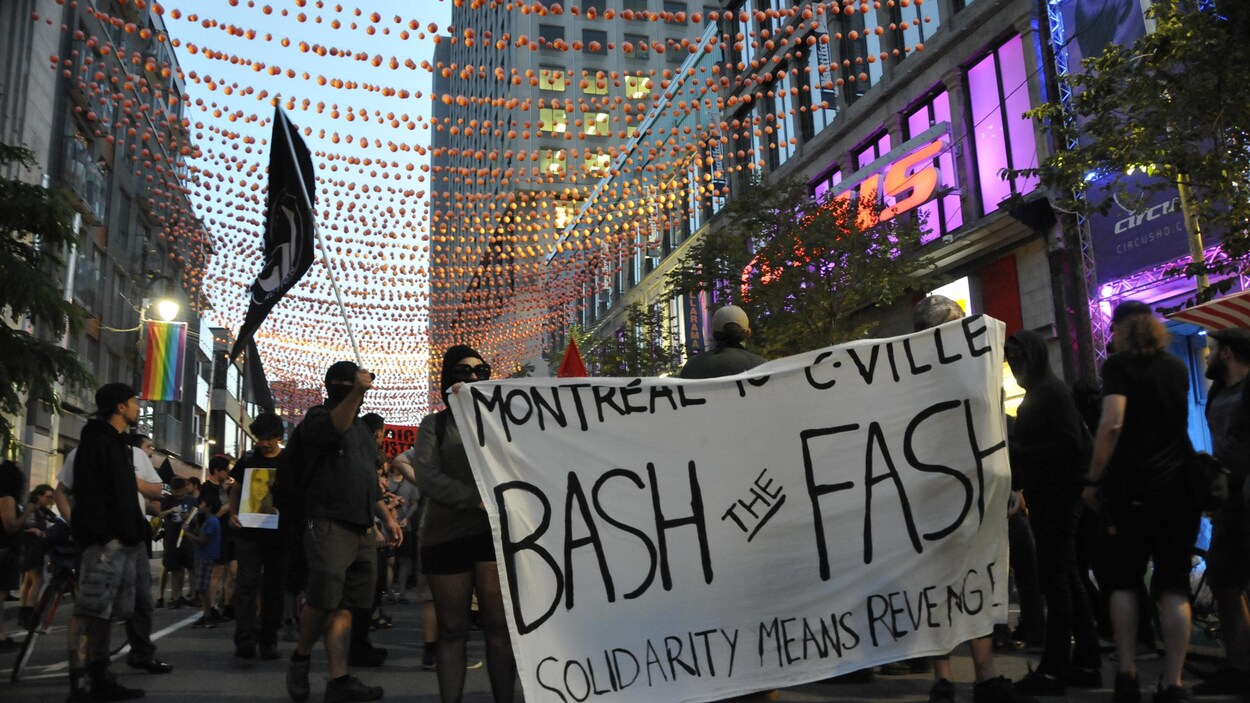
[{"xmin": 393, "ymin": 345, "xmax": 516, "ymax": 703}]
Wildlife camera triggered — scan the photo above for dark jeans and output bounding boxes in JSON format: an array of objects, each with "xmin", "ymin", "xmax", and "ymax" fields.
[
  {"xmin": 1009, "ymin": 509, "xmax": 1045, "ymax": 640},
  {"xmin": 233, "ymin": 530, "xmax": 286, "ymax": 647},
  {"xmin": 1029, "ymin": 485, "xmax": 1101, "ymax": 676}
]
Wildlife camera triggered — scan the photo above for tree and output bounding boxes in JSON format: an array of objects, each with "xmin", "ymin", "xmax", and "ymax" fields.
[
  {"xmin": 548, "ymin": 302, "xmax": 683, "ymax": 378},
  {"xmin": 0, "ymin": 144, "xmax": 94, "ymax": 454},
  {"xmin": 1015, "ymin": 0, "xmax": 1250, "ymax": 301},
  {"xmin": 665, "ymin": 175, "xmax": 934, "ymax": 358}
]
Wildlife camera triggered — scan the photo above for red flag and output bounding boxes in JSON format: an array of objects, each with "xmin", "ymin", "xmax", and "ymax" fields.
[{"xmin": 557, "ymin": 338, "xmax": 588, "ymax": 378}]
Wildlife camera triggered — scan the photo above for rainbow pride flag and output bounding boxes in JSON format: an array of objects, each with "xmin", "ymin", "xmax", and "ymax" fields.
[{"xmin": 141, "ymin": 321, "xmax": 187, "ymax": 401}]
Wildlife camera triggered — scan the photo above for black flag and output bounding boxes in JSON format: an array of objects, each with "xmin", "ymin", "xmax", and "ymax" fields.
[
  {"xmin": 245, "ymin": 338, "xmax": 276, "ymax": 412},
  {"xmin": 229, "ymin": 107, "xmax": 317, "ymax": 362}
]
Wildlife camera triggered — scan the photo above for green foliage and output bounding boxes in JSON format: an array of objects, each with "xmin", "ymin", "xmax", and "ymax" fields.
[
  {"xmin": 0, "ymin": 143, "xmax": 94, "ymax": 453},
  {"xmin": 664, "ymin": 176, "xmax": 933, "ymax": 358},
  {"xmin": 1011, "ymin": 0, "xmax": 1250, "ymax": 299},
  {"xmin": 549, "ymin": 303, "xmax": 683, "ymax": 378}
]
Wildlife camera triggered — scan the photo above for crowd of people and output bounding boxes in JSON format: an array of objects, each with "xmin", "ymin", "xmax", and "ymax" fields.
[{"xmin": 1, "ymin": 297, "xmax": 1248, "ymax": 703}]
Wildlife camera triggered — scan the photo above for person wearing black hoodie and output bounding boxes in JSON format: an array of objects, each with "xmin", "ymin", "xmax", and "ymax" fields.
[
  {"xmin": 1005, "ymin": 331, "xmax": 1102, "ymax": 696},
  {"xmin": 65, "ymin": 383, "xmax": 150, "ymax": 702},
  {"xmin": 392, "ymin": 345, "xmax": 517, "ymax": 703}
]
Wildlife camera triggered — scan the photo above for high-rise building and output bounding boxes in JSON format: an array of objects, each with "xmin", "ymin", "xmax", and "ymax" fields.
[{"xmin": 0, "ymin": 0, "xmax": 249, "ymax": 484}]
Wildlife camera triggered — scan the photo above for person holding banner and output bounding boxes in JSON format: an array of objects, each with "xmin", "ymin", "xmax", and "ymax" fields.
[
  {"xmin": 229, "ymin": 412, "xmax": 288, "ymax": 661},
  {"xmin": 1083, "ymin": 301, "xmax": 1200, "ymax": 703},
  {"xmin": 913, "ymin": 297, "xmax": 1037, "ymax": 703},
  {"xmin": 677, "ymin": 305, "xmax": 767, "ymax": 379},
  {"xmin": 393, "ymin": 345, "xmax": 517, "ymax": 703}
]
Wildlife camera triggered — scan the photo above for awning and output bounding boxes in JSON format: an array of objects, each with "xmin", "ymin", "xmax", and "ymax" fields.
[{"xmin": 1168, "ymin": 290, "xmax": 1250, "ymax": 330}]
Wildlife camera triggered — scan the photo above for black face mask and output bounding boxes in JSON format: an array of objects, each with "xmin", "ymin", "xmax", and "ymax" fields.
[{"xmin": 326, "ymin": 384, "xmax": 353, "ymax": 407}]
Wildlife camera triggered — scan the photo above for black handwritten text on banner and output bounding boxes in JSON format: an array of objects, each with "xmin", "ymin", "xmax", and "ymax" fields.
[{"xmin": 450, "ymin": 317, "xmax": 1011, "ymax": 703}]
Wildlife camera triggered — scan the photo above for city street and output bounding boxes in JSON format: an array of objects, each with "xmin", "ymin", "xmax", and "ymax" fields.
[{"xmin": 0, "ymin": 561, "xmax": 1237, "ymax": 702}]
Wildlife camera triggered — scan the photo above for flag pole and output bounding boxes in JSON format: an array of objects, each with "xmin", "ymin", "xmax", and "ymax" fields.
[{"xmin": 276, "ymin": 107, "xmax": 363, "ymax": 367}]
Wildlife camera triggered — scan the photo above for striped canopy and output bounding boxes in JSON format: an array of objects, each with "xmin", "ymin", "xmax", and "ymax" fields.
[{"xmin": 1168, "ymin": 290, "xmax": 1250, "ymax": 330}]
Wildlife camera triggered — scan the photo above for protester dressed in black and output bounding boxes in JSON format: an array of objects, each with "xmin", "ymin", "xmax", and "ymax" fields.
[{"xmin": 1006, "ymin": 330, "xmax": 1102, "ymax": 695}]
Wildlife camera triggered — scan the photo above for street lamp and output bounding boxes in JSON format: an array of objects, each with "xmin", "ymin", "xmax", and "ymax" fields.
[{"xmin": 154, "ymin": 297, "xmax": 180, "ymax": 322}]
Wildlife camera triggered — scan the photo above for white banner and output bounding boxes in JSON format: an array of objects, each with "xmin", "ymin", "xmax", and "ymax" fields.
[{"xmin": 450, "ymin": 317, "xmax": 1011, "ymax": 703}]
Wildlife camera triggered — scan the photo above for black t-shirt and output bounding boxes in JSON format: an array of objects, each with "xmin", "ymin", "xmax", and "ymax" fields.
[
  {"xmin": 230, "ymin": 449, "xmax": 284, "ymax": 534},
  {"xmin": 298, "ymin": 405, "xmax": 381, "ymax": 530},
  {"xmin": 1101, "ymin": 350, "xmax": 1192, "ymax": 490}
]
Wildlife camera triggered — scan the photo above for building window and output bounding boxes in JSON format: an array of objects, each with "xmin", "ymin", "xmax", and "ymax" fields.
[
  {"xmin": 771, "ymin": 70, "xmax": 797, "ymax": 168},
  {"xmin": 664, "ymin": 1, "xmax": 687, "ymax": 23},
  {"xmin": 803, "ymin": 45, "xmax": 839, "ymax": 136},
  {"xmin": 893, "ymin": 0, "xmax": 940, "ymax": 59},
  {"xmin": 539, "ymin": 107, "xmax": 568, "ymax": 134},
  {"xmin": 584, "ymin": 0, "xmax": 606, "ymax": 12},
  {"xmin": 539, "ymin": 68, "xmax": 566, "ymax": 91},
  {"xmin": 855, "ymin": 129, "xmax": 892, "ymax": 170},
  {"xmin": 584, "ymin": 152, "xmax": 612, "ymax": 177},
  {"xmin": 966, "ymin": 35, "xmax": 1039, "ymax": 214},
  {"xmin": 583, "ymin": 29, "xmax": 608, "ymax": 54},
  {"xmin": 624, "ymin": 0, "xmax": 649, "ymax": 14},
  {"xmin": 539, "ymin": 24, "xmax": 564, "ymax": 48},
  {"xmin": 583, "ymin": 71, "xmax": 609, "ymax": 95},
  {"xmin": 835, "ymin": 7, "xmax": 884, "ymax": 100},
  {"xmin": 540, "ymin": 149, "xmax": 567, "ymax": 177},
  {"xmin": 812, "ymin": 167, "xmax": 843, "ymax": 201},
  {"xmin": 584, "ymin": 112, "xmax": 611, "ymax": 137},
  {"xmin": 625, "ymin": 75, "xmax": 652, "ymax": 99},
  {"xmin": 905, "ymin": 90, "xmax": 964, "ymax": 239},
  {"xmin": 626, "ymin": 33, "xmax": 650, "ymax": 57}
]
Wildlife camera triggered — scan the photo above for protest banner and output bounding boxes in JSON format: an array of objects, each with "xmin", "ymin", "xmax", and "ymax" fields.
[
  {"xmin": 382, "ymin": 424, "xmax": 419, "ymax": 459},
  {"xmin": 448, "ymin": 316, "xmax": 1012, "ymax": 703}
]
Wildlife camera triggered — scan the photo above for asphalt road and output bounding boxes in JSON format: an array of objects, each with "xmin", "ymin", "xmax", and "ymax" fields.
[{"xmin": 0, "ymin": 558, "xmax": 1239, "ymax": 702}]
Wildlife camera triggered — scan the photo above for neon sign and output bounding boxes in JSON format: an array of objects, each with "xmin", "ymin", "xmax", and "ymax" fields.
[{"xmin": 742, "ymin": 135, "xmax": 950, "ymax": 291}]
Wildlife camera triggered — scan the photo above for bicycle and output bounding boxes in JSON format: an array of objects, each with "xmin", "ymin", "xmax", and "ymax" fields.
[{"xmin": 10, "ymin": 534, "xmax": 126, "ymax": 683}]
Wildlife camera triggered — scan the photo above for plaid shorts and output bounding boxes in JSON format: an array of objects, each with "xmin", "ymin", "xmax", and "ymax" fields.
[
  {"xmin": 197, "ymin": 558, "xmax": 215, "ymax": 594},
  {"xmin": 74, "ymin": 540, "xmax": 138, "ymax": 620}
]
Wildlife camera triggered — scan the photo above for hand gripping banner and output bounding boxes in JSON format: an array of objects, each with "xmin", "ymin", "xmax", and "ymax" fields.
[{"xmin": 450, "ymin": 316, "xmax": 1011, "ymax": 703}]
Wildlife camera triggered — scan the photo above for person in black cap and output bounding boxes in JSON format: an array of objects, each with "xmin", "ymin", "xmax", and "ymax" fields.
[
  {"xmin": 285, "ymin": 362, "xmax": 401, "ymax": 703},
  {"xmin": 392, "ymin": 345, "xmax": 516, "ymax": 703},
  {"xmin": 64, "ymin": 383, "xmax": 149, "ymax": 701},
  {"xmin": 1193, "ymin": 327, "xmax": 1250, "ymax": 695},
  {"xmin": 1084, "ymin": 301, "xmax": 1199, "ymax": 703}
]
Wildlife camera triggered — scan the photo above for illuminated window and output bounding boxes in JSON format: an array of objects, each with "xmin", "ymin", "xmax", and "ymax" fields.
[
  {"xmin": 967, "ymin": 35, "xmax": 1039, "ymax": 213},
  {"xmin": 539, "ymin": 68, "xmax": 566, "ymax": 91},
  {"xmin": 539, "ymin": 108, "xmax": 567, "ymax": 134},
  {"xmin": 554, "ymin": 203, "xmax": 577, "ymax": 229},
  {"xmin": 584, "ymin": 152, "xmax": 612, "ymax": 177},
  {"xmin": 625, "ymin": 75, "xmax": 652, "ymax": 99},
  {"xmin": 584, "ymin": 112, "xmax": 611, "ymax": 137},
  {"xmin": 583, "ymin": 71, "xmax": 609, "ymax": 95},
  {"xmin": 905, "ymin": 89, "xmax": 963, "ymax": 239},
  {"xmin": 540, "ymin": 149, "xmax": 567, "ymax": 176},
  {"xmin": 855, "ymin": 129, "xmax": 892, "ymax": 169}
]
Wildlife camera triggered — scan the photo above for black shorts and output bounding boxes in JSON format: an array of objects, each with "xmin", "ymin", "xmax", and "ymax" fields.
[
  {"xmin": 1104, "ymin": 497, "xmax": 1201, "ymax": 596},
  {"xmin": 1206, "ymin": 504, "xmax": 1249, "ymax": 590},
  {"xmin": 161, "ymin": 539, "xmax": 194, "ymax": 570},
  {"xmin": 421, "ymin": 533, "xmax": 495, "ymax": 575}
]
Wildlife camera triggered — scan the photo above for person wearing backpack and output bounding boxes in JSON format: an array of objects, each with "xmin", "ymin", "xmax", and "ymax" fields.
[
  {"xmin": 1193, "ymin": 327, "xmax": 1250, "ymax": 696},
  {"xmin": 392, "ymin": 345, "xmax": 516, "ymax": 703}
]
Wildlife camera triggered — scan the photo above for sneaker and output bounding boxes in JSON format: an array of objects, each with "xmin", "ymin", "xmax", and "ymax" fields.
[
  {"xmin": 972, "ymin": 675, "xmax": 1039, "ymax": 703},
  {"xmin": 421, "ymin": 649, "xmax": 437, "ymax": 670},
  {"xmin": 90, "ymin": 674, "xmax": 145, "ymax": 701},
  {"xmin": 282, "ymin": 620, "xmax": 300, "ymax": 643},
  {"xmin": 466, "ymin": 660, "xmax": 484, "ymax": 670},
  {"xmin": 323, "ymin": 675, "xmax": 384, "ymax": 703},
  {"xmin": 1014, "ymin": 667, "xmax": 1066, "ymax": 696},
  {"xmin": 1151, "ymin": 685, "xmax": 1190, "ymax": 703},
  {"xmin": 878, "ymin": 661, "xmax": 912, "ymax": 676},
  {"xmin": 259, "ymin": 642, "xmax": 280, "ymax": 661},
  {"xmin": 348, "ymin": 643, "xmax": 388, "ymax": 667},
  {"xmin": 286, "ymin": 656, "xmax": 311, "ymax": 702},
  {"xmin": 191, "ymin": 617, "xmax": 216, "ymax": 629},
  {"xmin": 929, "ymin": 678, "xmax": 957, "ymax": 703},
  {"xmin": 235, "ymin": 641, "xmax": 257, "ymax": 659},
  {"xmin": 1068, "ymin": 666, "xmax": 1102, "ymax": 689},
  {"xmin": 1192, "ymin": 667, "xmax": 1250, "ymax": 695},
  {"xmin": 1114, "ymin": 672, "xmax": 1142, "ymax": 703}
]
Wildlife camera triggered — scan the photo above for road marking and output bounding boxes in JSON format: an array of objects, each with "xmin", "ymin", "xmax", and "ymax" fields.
[{"xmin": 16, "ymin": 613, "xmax": 200, "ymax": 682}]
